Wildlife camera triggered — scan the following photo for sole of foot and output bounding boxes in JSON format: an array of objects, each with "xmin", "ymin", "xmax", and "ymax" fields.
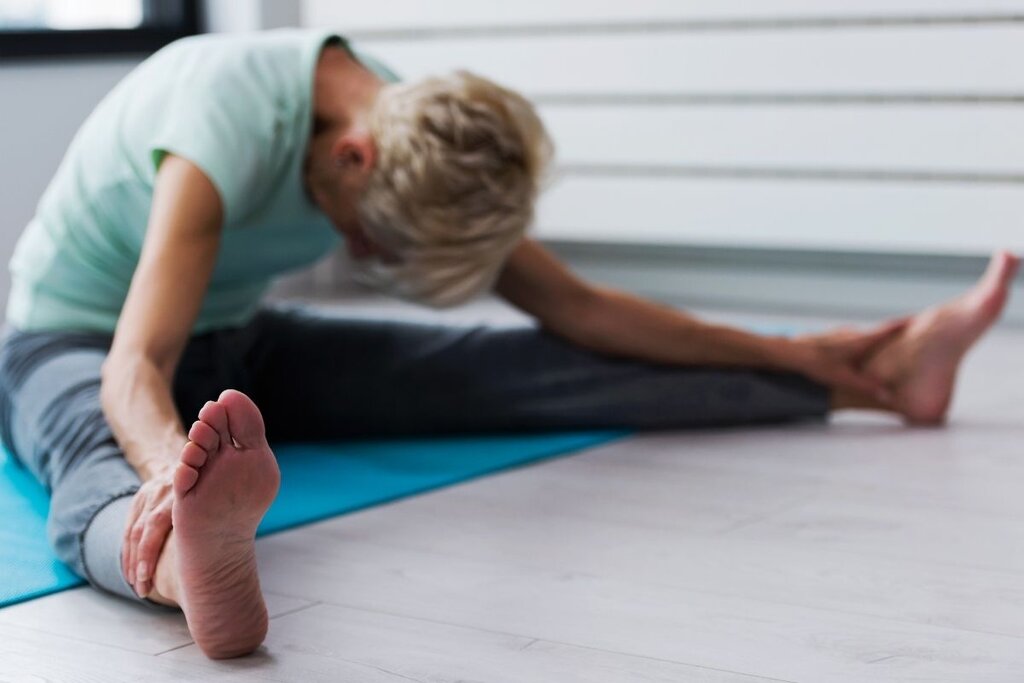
[
  {"xmin": 171, "ymin": 389, "xmax": 280, "ymax": 659},
  {"xmin": 867, "ymin": 250, "xmax": 1020, "ymax": 424}
]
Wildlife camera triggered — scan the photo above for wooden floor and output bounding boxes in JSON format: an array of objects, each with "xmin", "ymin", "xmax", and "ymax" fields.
[{"xmin": 2, "ymin": 301, "xmax": 1023, "ymax": 682}]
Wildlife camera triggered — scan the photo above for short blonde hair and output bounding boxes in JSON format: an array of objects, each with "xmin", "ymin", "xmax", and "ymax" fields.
[{"xmin": 354, "ymin": 71, "xmax": 553, "ymax": 307}]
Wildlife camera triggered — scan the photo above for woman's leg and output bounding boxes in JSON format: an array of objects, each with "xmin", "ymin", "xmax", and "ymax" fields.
[
  {"xmin": 241, "ymin": 306, "xmax": 830, "ymax": 441},
  {"xmin": 0, "ymin": 329, "xmax": 143, "ymax": 601},
  {"xmin": 243, "ymin": 251, "xmax": 1021, "ymax": 436},
  {"xmin": 0, "ymin": 327, "xmax": 249, "ymax": 604}
]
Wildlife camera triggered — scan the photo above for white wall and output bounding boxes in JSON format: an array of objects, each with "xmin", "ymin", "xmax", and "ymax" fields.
[
  {"xmin": 0, "ymin": 0, "xmax": 304, "ymax": 314},
  {"xmin": 304, "ymin": 0, "xmax": 1024, "ymax": 257},
  {"xmin": 0, "ymin": 59, "xmax": 139, "ymax": 310}
]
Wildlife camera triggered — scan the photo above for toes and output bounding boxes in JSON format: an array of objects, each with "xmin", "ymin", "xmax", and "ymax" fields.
[
  {"xmin": 198, "ymin": 400, "xmax": 230, "ymax": 446},
  {"xmin": 173, "ymin": 462, "xmax": 200, "ymax": 497},
  {"xmin": 188, "ymin": 420, "xmax": 219, "ymax": 452},
  {"xmin": 181, "ymin": 441, "xmax": 209, "ymax": 469},
  {"xmin": 217, "ymin": 390, "xmax": 266, "ymax": 449},
  {"xmin": 999, "ymin": 250, "xmax": 1021, "ymax": 283},
  {"xmin": 985, "ymin": 250, "xmax": 1020, "ymax": 288}
]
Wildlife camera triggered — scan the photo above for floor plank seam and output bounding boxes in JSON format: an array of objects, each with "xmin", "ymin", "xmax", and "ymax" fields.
[
  {"xmin": 297, "ymin": 533, "xmax": 1024, "ymax": 643},
  {"xmin": 303, "ymin": 598, "xmax": 799, "ymax": 683},
  {"xmin": 730, "ymin": 541, "xmax": 1024, "ymax": 579},
  {"xmin": 149, "ymin": 601, "xmax": 320, "ymax": 656},
  {"xmin": 0, "ymin": 616, "xmax": 183, "ymax": 657},
  {"xmin": 152, "ymin": 639, "xmax": 196, "ymax": 657},
  {"xmin": 518, "ymin": 637, "xmax": 540, "ymax": 651},
  {"xmin": 322, "ymin": 654, "xmax": 437, "ymax": 683},
  {"xmin": 581, "ymin": 457, "xmax": 1024, "ymax": 522},
  {"xmin": 267, "ymin": 599, "xmax": 322, "ymax": 622}
]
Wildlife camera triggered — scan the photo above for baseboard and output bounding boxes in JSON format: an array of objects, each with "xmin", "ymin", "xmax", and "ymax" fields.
[{"xmin": 543, "ymin": 240, "xmax": 1024, "ymax": 326}]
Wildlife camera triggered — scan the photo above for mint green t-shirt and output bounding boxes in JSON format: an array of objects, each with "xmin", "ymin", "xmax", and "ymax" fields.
[{"xmin": 7, "ymin": 29, "xmax": 398, "ymax": 333}]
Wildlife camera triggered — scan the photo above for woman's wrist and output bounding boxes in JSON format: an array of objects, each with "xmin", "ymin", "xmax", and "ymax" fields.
[
  {"xmin": 756, "ymin": 334, "xmax": 804, "ymax": 372},
  {"xmin": 135, "ymin": 455, "xmax": 177, "ymax": 482}
]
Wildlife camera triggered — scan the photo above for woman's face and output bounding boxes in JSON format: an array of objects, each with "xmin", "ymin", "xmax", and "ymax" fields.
[{"xmin": 304, "ymin": 145, "xmax": 385, "ymax": 261}]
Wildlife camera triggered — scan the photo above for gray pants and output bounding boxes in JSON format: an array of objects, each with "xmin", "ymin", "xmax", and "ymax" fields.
[{"xmin": 0, "ymin": 306, "xmax": 828, "ymax": 603}]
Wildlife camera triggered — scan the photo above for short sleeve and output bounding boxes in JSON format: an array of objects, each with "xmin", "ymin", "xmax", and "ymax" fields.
[
  {"xmin": 350, "ymin": 46, "xmax": 402, "ymax": 84},
  {"xmin": 148, "ymin": 62, "xmax": 280, "ymax": 226}
]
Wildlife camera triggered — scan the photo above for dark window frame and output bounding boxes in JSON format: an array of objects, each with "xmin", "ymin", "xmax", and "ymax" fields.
[{"xmin": 0, "ymin": 0, "xmax": 201, "ymax": 60}]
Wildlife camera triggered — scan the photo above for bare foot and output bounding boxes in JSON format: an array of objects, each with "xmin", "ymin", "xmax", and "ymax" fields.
[
  {"xmin": 865, "ymin": 250, "xmax": 1019, "ymax": 424},
  {"xmin": 168, "ymin": 390, "xmax": 280, "ymax": 658}
]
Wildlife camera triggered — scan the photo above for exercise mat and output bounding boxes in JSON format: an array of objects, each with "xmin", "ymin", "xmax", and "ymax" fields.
[{"xmin": 0, "ymin": 430, "xmax": 625, "ymax": 608}]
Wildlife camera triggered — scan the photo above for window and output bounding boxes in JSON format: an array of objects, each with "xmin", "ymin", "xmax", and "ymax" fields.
[{"xmin": 0, "ymin": 0, "xmax": 200, "ymax": 59}]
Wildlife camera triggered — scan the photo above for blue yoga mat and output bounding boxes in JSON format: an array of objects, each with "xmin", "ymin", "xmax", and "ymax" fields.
[{"xmin": 0, "ymin": 431, "xmax": 624, "ymax": 608}]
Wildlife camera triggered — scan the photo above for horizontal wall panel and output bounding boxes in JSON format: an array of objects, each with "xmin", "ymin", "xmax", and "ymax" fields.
[
  {"xmin": 353, "ymin": 27, "xmax": 1024, "ymax": 94},
  {"xmin": 541, "ymin": 105, "xmax": 1024, "ymax": 173},
  {"xmin": 306, "ymin": 1, "xmax": 1024, "ymax": 32},
  {"xmin": 309, "ymin": 3, "xmax": 1024, "ymax": 254},
  {"xmin": 534, "ymin": 177, "xmax": 1024, "ymax": 254}
]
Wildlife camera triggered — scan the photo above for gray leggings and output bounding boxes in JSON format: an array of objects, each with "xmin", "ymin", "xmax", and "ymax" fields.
[{"xmin": 0, "ymin": 305, "xmax": 828, "ymax": 603}]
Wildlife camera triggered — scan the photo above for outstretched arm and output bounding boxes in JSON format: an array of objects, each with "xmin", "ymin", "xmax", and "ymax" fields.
[
  {"xmin": 494, "ymin": 239, "xmax": 900, "ymax": 398},
  {"xmin": 101, "ymin": 154, "xmax": 223, "ymax": 597}
]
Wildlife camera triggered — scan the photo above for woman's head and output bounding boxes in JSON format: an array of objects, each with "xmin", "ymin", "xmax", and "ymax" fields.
[{"xmin": 333, "ymin": 71, "xmax": 553, "ymax": 307}]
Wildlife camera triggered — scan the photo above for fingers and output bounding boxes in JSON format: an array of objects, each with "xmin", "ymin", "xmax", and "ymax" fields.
[
  {"xmin": 817, "ymin": 318, "xmax": 908, "ymax": 370},
  {"xmin": 120, "ymin": 476, "xmax": 176, "ymax": 597},
  {"xmin": 829, "ymin": 366, "xmax": 893, "ymax": 405},
  {"xmin": 853, "ymin": 318, "xmax": 909, "ymax": 357},
  {"xmin": 847, "ymin": 325, "xmax": 905, "ymax": 370},
  {"xmin": 121, "ymin": 493, "xmax": 144, "ymax": 588},
  {"xmin": 871, "ymin": 317, "xmax": 909, "ymax": 338},
  {"xmin": 134, "ymin": 505, "xmax": 172, "ymax": 598},
  {"xmin": 127, "ymin": 518, "xmax": 143, "ymax": 590}
]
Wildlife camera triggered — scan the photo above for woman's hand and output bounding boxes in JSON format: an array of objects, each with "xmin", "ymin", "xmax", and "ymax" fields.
[
  {"xmin": 774, "ymin": 318, "xmax": 909, "ymax": 402},
  {"xmin": 122, "ymin": 463, "xmax": 175, "ymax": 598}
]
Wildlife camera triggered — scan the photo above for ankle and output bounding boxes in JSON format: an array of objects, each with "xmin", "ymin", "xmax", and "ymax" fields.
[
  {"xmin": 147, "ymin": 532, "xmax": 181, "ymax": 607},
  {"xmin": 146, "ymin": 586, "xmax": 178, "ymax": 607},
  {"xmin": 830, "ymin": 388, "xmax": 893, "ymax": 413}
]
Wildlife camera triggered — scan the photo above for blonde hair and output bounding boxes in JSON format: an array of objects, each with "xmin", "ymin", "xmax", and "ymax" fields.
[{"xmin": 354, "ymin": 71, "xmax": 553, "ymax": 307}]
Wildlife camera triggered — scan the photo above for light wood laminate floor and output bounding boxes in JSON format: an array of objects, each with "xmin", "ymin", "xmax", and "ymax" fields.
[{"xmin": 1, "ymin": 300, "xmax": 1022, "ymax": 682}]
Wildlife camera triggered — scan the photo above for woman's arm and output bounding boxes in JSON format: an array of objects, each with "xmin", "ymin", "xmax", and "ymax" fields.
[
  {"xmin": 495, "ymin": 239, "xmax": 900, "ymax": 398},
  {"xmin": 101, "ymin": 154, "xmax": 223, "ymax": 596},
  {"xmin": 102, "ymin": 154, "xmax": 222, "ymax": 477}
]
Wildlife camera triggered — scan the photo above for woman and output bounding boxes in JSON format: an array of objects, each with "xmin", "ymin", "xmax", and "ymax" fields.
[{"xmin": 0, "ymin": 29, "xmax": 1015, "ymax": 658}]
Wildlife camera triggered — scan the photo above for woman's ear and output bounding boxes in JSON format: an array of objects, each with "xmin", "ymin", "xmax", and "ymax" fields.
[{"xmin": 331, "ymin": 128, "xmax": 376, "ymax": 176}]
